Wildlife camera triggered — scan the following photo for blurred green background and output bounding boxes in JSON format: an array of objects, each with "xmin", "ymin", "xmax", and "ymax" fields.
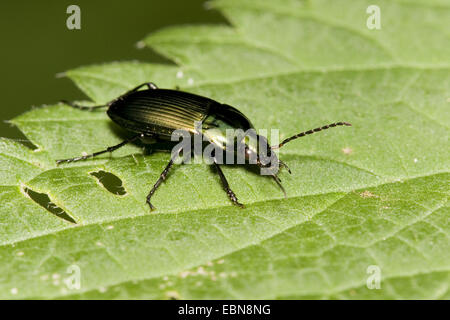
[{"xmin": 0, "ymin": 0, "xmax": 224, "ymax": 140}]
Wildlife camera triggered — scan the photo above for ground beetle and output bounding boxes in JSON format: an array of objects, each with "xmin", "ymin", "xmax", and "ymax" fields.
[{"xmin": 58, "ymin": 82, "xmax": 351, "ymax": 210}]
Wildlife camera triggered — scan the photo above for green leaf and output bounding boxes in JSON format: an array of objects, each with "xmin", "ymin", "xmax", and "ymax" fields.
[{"xmin": 1, "ymin": 0, "xmax": 449, "ymax": 299}]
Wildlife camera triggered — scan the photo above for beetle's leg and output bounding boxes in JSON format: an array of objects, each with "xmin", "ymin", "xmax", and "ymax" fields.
[
  {"xmin": 278, "ymin": 160, "xmax": 292, "ymax": 174},
  {"xmin": 125, "ymin": 82, "xmax": 158, "ymax": 94},
  {"xmin": 213, "ymin": 161, "xmax": 244, "ymax": 208},
  {"xmin": 145, "ymin": 82, "xmax": 158, "ymax": 90},
  {"xmin": 60, "ymin": 82, "xmax": 158, "ymax": 111},
  {"xmin": 146, "ymin": 145, "xmax": 183, "ymax": 210},
  {"xmin": 271, "ymin": 174, "xmax": 287, "ymax": 198},
  {"xmin": 56, "ymin": 134, "xmax": 141, "ymax": 165},
  {"xmin": 111, "ymin": 82, "xmax": 158, "ymax": 103},
  {"xmin": 59, "ymin": 100, "xmax": 108, "ymax": 111},
  {"xmin": 109, "ymin": 82, "xmax": 158, "ymax": 101},
  {"xmin": 146, "ymin": 159, "xmax": 174, "ymax": 211}
]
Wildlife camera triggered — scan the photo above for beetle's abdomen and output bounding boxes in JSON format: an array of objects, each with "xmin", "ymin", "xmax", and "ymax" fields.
[{"xmin": 107, "ymin": 89, "xmax": 214, "ymax": 137}]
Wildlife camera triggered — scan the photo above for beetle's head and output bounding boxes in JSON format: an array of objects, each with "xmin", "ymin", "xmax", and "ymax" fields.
[
  {"xmin": 240, "ymin": 133, "xmax": 289, "ymax": 197},
  {"xmin": 243, "ymin": 134, "xmax": 273, "ymax": 167},
  {"xmin": 241, "ymin": 133, "xmax": 290, "ymax": 176}
]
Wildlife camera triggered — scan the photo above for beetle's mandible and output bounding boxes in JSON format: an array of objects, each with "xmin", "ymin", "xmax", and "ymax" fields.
[{"xmin": 57, "ymin": 82, "xmax": 351, "ymax": 210}]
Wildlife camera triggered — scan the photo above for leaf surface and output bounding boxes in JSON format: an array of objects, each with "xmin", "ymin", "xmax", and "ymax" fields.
[{"xmin": 1, "ymin": 0, "xmax": 449, "ymax": 299}]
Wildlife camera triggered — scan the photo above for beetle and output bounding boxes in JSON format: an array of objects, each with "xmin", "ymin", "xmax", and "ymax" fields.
[{"xmin": 57, "ymin": 82, "xmax": 351, "ymax": 210}]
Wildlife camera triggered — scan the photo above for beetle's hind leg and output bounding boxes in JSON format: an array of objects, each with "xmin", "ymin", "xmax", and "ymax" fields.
[
  {"xmin": 124, "ymin": 82, "xmax": 158, "ymax": 94},
  {"xmin": 60, "ymin": 82, "xmax": 158, "ymax": 111},
  {"xmin": 56, "ymin": 134, "xmax": 141, "ymax": 165},
  {"xmin": 213, "ymin": 161, "xmax": 244, "ymax": 208},
  {"xmin": 59, "ymin": 100, "xmax": 108, "ymax": 111}
]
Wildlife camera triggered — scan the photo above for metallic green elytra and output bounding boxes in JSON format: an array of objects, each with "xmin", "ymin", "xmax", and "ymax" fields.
[{"xmin": 58, "ymin": 82, "xmax": 351, "ymax": 210}]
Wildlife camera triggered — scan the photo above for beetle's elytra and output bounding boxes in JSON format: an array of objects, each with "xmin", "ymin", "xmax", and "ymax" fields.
[{"xmin": 58, "ymin": 82, "xmax": 351, "ymax": 210}]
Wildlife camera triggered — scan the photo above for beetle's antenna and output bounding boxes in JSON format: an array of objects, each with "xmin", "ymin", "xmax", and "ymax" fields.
[
  {"xmin": 272, "ymin": 122, "xmax": 351, "ymax": 149},
  {"xmin": 272, "ymin": 174, "xmax": 287, "ymax": 198},
  {"xmin": 60, "ymin": 100, "xmax": 108, "ymax": 111}
]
